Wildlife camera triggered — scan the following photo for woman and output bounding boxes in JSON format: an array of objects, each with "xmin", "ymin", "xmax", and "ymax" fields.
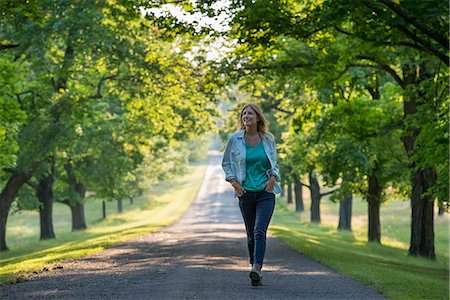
[{"xmin": 222, "ymin": 104, "xmax": 281, "ymax": 286}]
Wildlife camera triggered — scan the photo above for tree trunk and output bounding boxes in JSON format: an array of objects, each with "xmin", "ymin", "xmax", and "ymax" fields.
[
  {"xmin": 130, "ymin": 197, "xmax": 133, "ymax": 205},
  {"xmin": 438, "ymin": 204, "xmax": 444, "ymax": 216},
  {"xmin": 64, "ymin": 162, "xmax": 87, "ymax": 231},
  {"xmin": 367, "ymin": 174, "xmax": 382, "ymax": 243},
  {"xmin": 70, "ymin": 202, "xmax": 87, "ymax": 231},
  {"xmin": 293, "ymin": 174, "xmax": 304, "ymax": 212},
  {"xmin": 280, "ymin": 176, "xmax": 285, "ymax": 198},
  {"xmin": 0, "ymin": 170, "xmax": 35, "ymax": 251},
  {"xmin": 102, "ymin": 201, "xmax": 106, "ymax": 219},
  {"xmin": 401, "ymin": 64, "xmax": 436, "ymax": 259},
  {"xmin": 409, "ymin": 168, "xmax": 436, "ymax": 259},
  {"xmin": 117, "ymin": 198, "xmax": 123, "ymax": 213},
  {"xmin": 338, "ymin": 191, "xmax": 353, "ymax": 231},
  {"xmin": 37, "ymin": 167, "xmax": 56, "ymax": 240},
  {"xmin": 287, "ymin": 180, "xmax": 293, "ymax": 204},
  {"xmin": 309, "ymin": 172, "xmax": 321, "ymax": 223}
]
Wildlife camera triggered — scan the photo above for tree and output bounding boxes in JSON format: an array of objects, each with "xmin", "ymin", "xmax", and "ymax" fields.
[{"xmin": 0, "ymin": 0, "xmax": 218, "ymax": 250}]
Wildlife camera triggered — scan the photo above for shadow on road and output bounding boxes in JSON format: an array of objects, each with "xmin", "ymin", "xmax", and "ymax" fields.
[{"xmin": 1, "ymin": 152, "xmax": 385, "ymax": 300}]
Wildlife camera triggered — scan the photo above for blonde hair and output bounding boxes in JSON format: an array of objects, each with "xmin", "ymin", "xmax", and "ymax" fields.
[{"xmin": 238, "ymin": 104, "xmax": 269, "ymax": 134}]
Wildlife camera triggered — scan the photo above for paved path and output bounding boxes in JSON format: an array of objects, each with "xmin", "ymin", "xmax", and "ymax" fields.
[{"xmin": 1, "ymin": 152, "xmax": 385, "ymax": 299}]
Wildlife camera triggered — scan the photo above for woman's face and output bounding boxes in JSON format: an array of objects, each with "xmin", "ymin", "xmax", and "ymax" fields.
[{"xmin": 242, "ymin": 106, "xmax": 258, "ymax": 127}]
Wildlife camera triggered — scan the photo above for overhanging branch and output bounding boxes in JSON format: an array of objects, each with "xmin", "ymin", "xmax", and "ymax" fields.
[
  {"xmin": 320, "ymin": 189, "xmax": 338, "ymax": 197},
  {"xmin": 243, "ymin": 62, "xmax": 314, "ymax": 71},
  {"xmin": 89, "ymin": 75, "xmax": 117, "ymax": 99},
  {"xmin": 379, "ymin": 0, "xmax": 449, "ymax": 49},
  {"xmin": 354, "ymin": 56, "xmax": 406, "ymax": 88},
  {"xmin": 270, "ymin": 104, "xmax": 295, "ymax": 115},
  {"xmin": 0, "ymin": 43, "xmax": 19, "ymax": 51},
  {"xmin": 301, "ymin": 182, "xmax": 311, "ymax": 189},
  {"xmin": 26, "ymin": 181, "xmax": 39, "ymax": 191},
  {"xmin": 395, "ymin": 24, "xmax": 449, "ymax": 67}
]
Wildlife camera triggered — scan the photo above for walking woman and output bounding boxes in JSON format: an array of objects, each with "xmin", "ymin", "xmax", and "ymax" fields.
[{"xmin": 222, "ymin": 104, "xmax": 281, "ymax": 286}]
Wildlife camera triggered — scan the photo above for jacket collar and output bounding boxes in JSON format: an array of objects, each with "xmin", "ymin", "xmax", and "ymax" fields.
[{"xmin": 236, "ymin": 130, "xmax": 267, "ymax": 141}]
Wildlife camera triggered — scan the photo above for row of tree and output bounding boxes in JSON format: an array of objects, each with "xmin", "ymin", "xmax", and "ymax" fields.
[
  {"xmin": 213, "ymin": 0, "xmax": 447, "ymax": 260},
  {"xmin": 0, "ymin": 1, "xmax": 216, "ymax": 251}
]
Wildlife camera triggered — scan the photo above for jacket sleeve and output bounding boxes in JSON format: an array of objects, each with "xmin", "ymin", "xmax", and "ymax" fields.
[
  {"xmin": 269, "ymin": 138, "xmax": 281, "ymax": 182},
  {"xmin": 221, "ymin": 135, "xmax": 235, "ymax": 182}
]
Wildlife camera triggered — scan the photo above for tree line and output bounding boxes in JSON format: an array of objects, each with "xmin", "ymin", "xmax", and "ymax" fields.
[
  {"xmin": 212, "ymin": 0, "xmax": 448, "ymax": 260},
  {"xmin": 0, "ymin": 1, "xmax": 216, "ymax": 251}
]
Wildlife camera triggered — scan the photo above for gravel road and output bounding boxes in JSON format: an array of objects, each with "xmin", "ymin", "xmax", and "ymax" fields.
[{"xmin": 1, "ymin": 152, "xmax": 385, "ymax": 299}]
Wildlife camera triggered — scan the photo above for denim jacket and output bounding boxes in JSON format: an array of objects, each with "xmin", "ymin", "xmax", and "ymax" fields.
[{"xmin": 222, "ymin": 130, "xmax": 282, "ymax": 194}]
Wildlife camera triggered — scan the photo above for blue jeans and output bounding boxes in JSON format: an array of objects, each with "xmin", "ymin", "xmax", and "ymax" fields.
[{"xmin": 238, "ymin": 190, "xmax": 275, "ymax": 267}]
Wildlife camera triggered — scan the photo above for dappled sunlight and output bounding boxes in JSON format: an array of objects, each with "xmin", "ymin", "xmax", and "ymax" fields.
[
  {"xmin": 380, "ymin": 238, "xmax": 409, "ymax": 250},
  {"xmin": 1, "ymin": 163, "xmax": 210, "ymax": 285},
  {"xmin": 275, "ymin": 194, "xmax": 449, "ymax": 266}
]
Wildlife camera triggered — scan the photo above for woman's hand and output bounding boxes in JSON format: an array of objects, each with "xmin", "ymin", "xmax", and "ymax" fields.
[
  {"xmin": 231, "ymin": 180, "xmax": 246, "ymax": 197},
  {"xmin": 264, "ymin": 175, "xmax": 276, "ymax": 192}
]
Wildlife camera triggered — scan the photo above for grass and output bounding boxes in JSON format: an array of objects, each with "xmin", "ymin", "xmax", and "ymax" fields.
[
  {"xmin": 270, "ymin": 194, "xmax": 449, "ymax": 300},
  {"xmin": 0, "ymin": 160, "xmax": 209, "ymax": 285}
]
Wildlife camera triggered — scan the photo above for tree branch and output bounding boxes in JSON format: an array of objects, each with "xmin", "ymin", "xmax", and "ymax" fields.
[
  {"xmin": 395, "ymin": 24, "xmax": 449, "ymax": 67},
  {"xmin": 270, "ymin": 104, "xmax": 295, "ymax": 115},
  {"xmin": 3, "ymin": 168, "xmax": 15, "ymax": 174},
  {"xmin": 243, "ymin": 62, "xmax": 314, "ymax": 71},
  {"xmin": 334, "ymin": 25, "xmax": 430, "ymax": 54},
  {"xmin": 379, "ymin": 0, "xmax": 449, "ymax": 49},
  {"xmin": 334, "ymin": 25, "xmax": 352, "ymax": 36},
  {"xmin": 258, "ymin": 91, "xmax": 296, "ymax": 115},
  {"xmin": 301, "ymin": 182, "xmax": 311, "ymax": 189},
  {"xmin": 353, "ymin": 56, "xmax": 406, "ymax": 88},
  {"xmin": 320, "ymin": 189, "xmax": 338, "ymax": 197},
  {"xmin": 89, "ymin": 75, "xmax": 117, "ymax": 99},
  {"xmin": 60, "ymin": 198, "xmax": 71, "ymax": 206},
  {"xmin": 0, "ymin": 43, "xmax": 19, "ymax": 51},
  {"xmin": 144, "ymin": 0, "xmax": 190, "ymax": 6},
  {"xmin": 26, "ymin": 181, "xmax": 39, "ymax": 191},
  {"xmin": 362, "ymin": 2, "xmax": 449, "ymax": 66}
]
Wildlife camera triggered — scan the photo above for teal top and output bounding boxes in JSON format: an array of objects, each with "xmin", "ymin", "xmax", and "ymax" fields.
[{"xmin": 242, "ymin": 141, "xmax": 271, "ymax": 192}]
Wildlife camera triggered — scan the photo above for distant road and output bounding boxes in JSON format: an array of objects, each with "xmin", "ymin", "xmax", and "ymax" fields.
[{"xmin": 1, "ymin": 152, "xmax": 385, "ymax": 299}]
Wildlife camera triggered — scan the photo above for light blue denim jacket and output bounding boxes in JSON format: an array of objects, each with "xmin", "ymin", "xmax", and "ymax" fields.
[{"xmin": 222, "ymin": 130, "xmax": 282, "ymax": 194}]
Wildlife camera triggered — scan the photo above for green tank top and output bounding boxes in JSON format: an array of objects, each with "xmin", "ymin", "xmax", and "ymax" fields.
[{"xmin": 242, "ymin": 141, "xmax": 271, "ymax": 192}]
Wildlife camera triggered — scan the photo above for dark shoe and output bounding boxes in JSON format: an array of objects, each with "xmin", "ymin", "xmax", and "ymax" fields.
[
  {"xmin": 251, "ymin": 276, "xmax": 263, "ymax": 286},
  {"xmin": 249, "ymin": 263, "xmax": 262, "ymax": 286}
]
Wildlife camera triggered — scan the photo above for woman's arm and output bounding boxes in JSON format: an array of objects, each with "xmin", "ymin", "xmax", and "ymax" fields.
[
  {"xmin": 269, "ymin": 138, "xmax": 280, "ymax": 181},
  {"xmin": 221, "ymin": 135, "xmax": 235, "ymax": 182}
]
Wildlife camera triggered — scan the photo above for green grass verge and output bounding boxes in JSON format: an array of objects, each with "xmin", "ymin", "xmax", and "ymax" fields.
[
  {"xmin": 0, "ymin": 161, "xmax": 209, "ymax": 285},
  {"xmin": 270, "ymin": 197, "xmax": 449, "ymax": 300}
]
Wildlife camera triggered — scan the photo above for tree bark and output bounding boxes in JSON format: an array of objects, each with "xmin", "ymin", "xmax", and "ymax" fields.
[
  {"xmin": 309, "ymin": 172, "xmax": 321, "ymax": 223},
  {"xmin": 102, "ymin": 201, "xmax": 106, "ymax": 219},
  {"xmin": 37, "ymin": 167, "xmax": 56, "ymax": 240},
  {"xmin": 117, "ymin": 198, "xmax": 123, "ymax": 213},
  {"xmin": 367, "ymin": 174, "xmax": 382, "ymax": 243},
  {"xmin": 64, "ymin": 162, "xmax": 87, "ymax": 231},
  {"xmin": 280, "ymin": 176, "xmax": 285, "ymax": 198},
  {"xmin": 293, "ymin": 174, "xmax": 304, "ymax": 212},
  {"xmin": 438, "ymin": 204, "xmax": 444, "ymax": 216},
  {"xmin": 0, "ymin": 170, "xmax": 35, "ymax": 251},
  {"xmin": 338, "ymin": 191, "xmax": 353, "ymax": 231},
  {"xmin": 287, "ymin": 179, "xmax": 293, "ymax": 204},
  {"xmin": 70, "ymin": 202, "xmax": 87, "ymax": 231},
  {"xmin": 401, "ymin": 64, "xmax": 436, "ymax": 259},
  {"xmin": 409, "ymin": 168, "xmax": 436, "ymax": 259}
]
